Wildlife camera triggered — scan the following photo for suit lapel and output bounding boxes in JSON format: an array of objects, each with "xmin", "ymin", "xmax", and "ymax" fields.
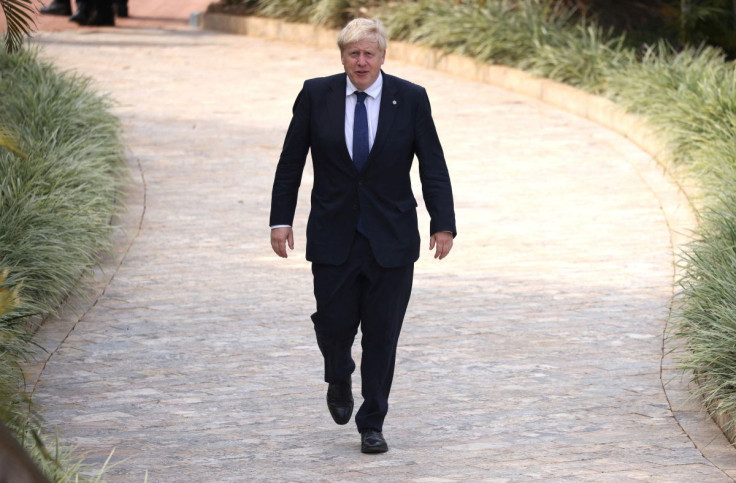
[
  {"xmin": 326, "ymin": 75, "xmax": 353, "ymax": 167},
  {"xmin": 367, "ymin": 72, "xmax": 399, "ymax": 170}
]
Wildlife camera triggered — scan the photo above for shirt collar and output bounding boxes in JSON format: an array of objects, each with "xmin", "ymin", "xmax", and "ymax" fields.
[{"xmin": 345, "ymin": 72, "xmax": 383, "ymax": 99}]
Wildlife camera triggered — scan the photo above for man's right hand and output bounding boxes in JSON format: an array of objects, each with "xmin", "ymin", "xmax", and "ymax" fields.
[{"xmin": 271, "ymin": 227, "xmax": 294, "ymax": 258}]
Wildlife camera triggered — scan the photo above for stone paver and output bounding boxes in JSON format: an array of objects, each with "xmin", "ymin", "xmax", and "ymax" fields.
[{"xmin": 23, "ymin": 7, "xmax": 736, "ymax": 481}]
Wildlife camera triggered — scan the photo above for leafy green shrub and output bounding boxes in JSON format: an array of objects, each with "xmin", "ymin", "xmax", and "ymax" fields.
[
  {"xmin": 384, "ymin": 0, "xmax": 571, "ymax": 64},
  {"xmin": 0, "ymin": 0, "xmax": 36, "ymax": 54},
  {"xmin": 677, "ymin": 191, "xmax": 736, "ymax": 435},
  {"xmin": 382, "ymin": 0, "xmax": 633, "ymax": 92},
  {"xmin": 520, "ymin": 22, "xmax": 634, "ymax": 91},
  {"xmin": 0, "ymin": 47, "xmax": 125, "ymax": 480},
  {"xmin": 605, "ymin": 42, "xmax": 736, "ymax": 195},
  {"xmin": 0, "ymin": 48, "xmax": 125, "ymax": 321}
]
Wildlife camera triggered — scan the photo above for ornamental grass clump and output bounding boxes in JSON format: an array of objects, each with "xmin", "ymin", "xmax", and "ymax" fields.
[
  {"xmin": 383, "ymin": 0, "xmax": 573, "ymax": 64},
  {"xmin": 605, "ymin": 42, "xmax": 736, "ymax": 194},
  {"xmin": 519, "ymin": 22, "xmax": 633, "ymax": 91},
  {"xmin": 381, "ymin": 0, "xmax": 632, "ymax": 92},
  {"xmin": 0, "ymin": 48, "xmax": 125, "ymax": 320},
  {"xmin": 0, "ymin": 47, "xmax": 125, "ymax": 479},
  {"xmin": 677, "ymin": 192, "xmax": 736, "ymax": 434}
]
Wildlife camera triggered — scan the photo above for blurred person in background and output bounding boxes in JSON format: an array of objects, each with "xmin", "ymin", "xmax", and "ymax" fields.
[{"xmin": 40, "ymin": 0, "xmax": 127, "ymax": 25}]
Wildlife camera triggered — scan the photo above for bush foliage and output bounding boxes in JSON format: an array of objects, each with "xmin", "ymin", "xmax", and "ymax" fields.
[
  {"xmin": 0, "ymin": 48, "xmax": 125, "ymax": 479},
  {"xmin": 0, "ymin": 48, "xmax": 125, "ymax": 321}
]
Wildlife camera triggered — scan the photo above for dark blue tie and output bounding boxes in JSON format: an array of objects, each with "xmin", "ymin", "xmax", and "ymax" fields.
[{"xmin": 353, "ymin": 91, "xmax": 369, "ymax": 172}]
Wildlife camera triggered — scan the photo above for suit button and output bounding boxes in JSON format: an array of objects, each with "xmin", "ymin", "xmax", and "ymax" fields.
[
  {"xmin": 352, "ymin": 204, "xmax": 358, "ymax": 211},
  {"xmin": 358, "ymin": 180, "xmax": 364, "ymax": 186}
]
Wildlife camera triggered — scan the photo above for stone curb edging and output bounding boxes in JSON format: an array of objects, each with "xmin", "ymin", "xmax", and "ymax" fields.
[{"xmin": 201, "ymin": 13, "xmax": 736, "ymax": 472}]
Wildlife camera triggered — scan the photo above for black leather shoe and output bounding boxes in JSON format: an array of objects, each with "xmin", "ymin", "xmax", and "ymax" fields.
[
  {"xmin": 326, "ymin": 377, "xmax": 353, "ymax": 425},
  {"xmin": 40, "ymin": 0, "xmax": 72, "ymax": 15},
  {"xmin": 361, "ymin": 429, "xmax": 388, "ymax": 454}
]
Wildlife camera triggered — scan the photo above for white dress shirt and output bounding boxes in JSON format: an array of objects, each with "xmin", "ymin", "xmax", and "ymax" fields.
[{"xmin": 345, "ymin": 73, "xmax": 383, "ymax": 160}]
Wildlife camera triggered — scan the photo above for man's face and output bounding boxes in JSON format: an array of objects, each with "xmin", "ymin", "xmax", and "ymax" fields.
[{"xmin": 341, "ymin": 38, "xmax": 385, "ymax": 92}]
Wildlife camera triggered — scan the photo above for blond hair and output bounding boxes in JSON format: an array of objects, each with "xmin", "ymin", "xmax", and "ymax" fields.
[{"xmin": 337, "ymin": 18, "xmax": 387, "ymax": 53}]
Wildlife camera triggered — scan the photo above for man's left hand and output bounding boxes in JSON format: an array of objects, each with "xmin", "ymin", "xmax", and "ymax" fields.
[{"xmin": 429, "ymin": 232, "xmax": 454, "ymax": 260}]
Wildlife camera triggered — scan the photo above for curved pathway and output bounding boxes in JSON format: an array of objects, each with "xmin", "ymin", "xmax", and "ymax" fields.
[{"xmin": 26, "ymin": 6, "xmax": 736, "ymax": 481}]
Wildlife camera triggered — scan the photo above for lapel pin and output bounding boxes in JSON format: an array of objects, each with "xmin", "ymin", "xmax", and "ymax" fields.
[{"xmin": 392, "ymin": 100, "xmax": 397, "ymax": 105}]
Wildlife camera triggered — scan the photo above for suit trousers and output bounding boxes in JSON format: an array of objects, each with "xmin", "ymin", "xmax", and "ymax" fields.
[{"xmin": 311, "ymin": 232, "xmax": 414, "ymax": 432}]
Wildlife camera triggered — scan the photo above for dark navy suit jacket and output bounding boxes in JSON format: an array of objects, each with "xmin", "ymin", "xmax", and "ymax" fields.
[{"xmin": 270, "ymin": 71, "xmax": 456, "ymax": 268}]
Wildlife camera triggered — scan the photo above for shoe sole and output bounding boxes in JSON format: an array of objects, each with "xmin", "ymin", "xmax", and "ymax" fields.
[{"xmin": 361, "ymin": 446, "xmax": 388, "ymax": 454}]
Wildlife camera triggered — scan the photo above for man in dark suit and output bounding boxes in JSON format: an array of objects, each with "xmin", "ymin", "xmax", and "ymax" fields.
[{"xmin": 270, "ymin": 17, "xmax": 456, "ymax": 454}]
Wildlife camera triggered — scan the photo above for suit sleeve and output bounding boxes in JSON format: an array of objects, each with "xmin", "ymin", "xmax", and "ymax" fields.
[
  {"xmin": 415, "ymin": 88, "xmax": 457, "ymax": 238},
  {"xmin": 269, "ymin": 84, "xmax": 311, "ymax": 227}
]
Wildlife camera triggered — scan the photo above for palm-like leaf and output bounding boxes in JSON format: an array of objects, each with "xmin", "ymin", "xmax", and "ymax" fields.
[
  {"xmin": 0, "ymin": 0, "xmax": 36, "ymax": 54},
  {"xmin": 0, "ymin": 126, "xmax": 26, "ymax": 159},
  {"xmin": 0, "ymin": 132, "xmax": 25, "ymax": 315},
  {"xmin": 0, "ymin": 269, "xmax": 20, "ymax": 316}
]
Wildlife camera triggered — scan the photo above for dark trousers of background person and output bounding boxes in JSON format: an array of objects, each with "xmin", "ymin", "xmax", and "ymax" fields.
[
  {"xmin": 311, "ymin": 232, "xmax": 414, "ymax": 433},
  {"xmin": 70, "ymin": 0, "xmax": 116, "ymax": 25}
]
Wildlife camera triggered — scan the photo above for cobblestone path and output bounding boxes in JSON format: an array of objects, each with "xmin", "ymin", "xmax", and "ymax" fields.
[{"xmin": 26, "ymin": 14, "xmax": 736, "ymax": 481}]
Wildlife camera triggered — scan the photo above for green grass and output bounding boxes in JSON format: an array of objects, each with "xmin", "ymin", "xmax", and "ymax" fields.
[
  {"xmin": 0, "ymin": 47, "xmax": 125, "ymax": 480},
  {"xmin": 676, "ymin": 190, "xmax": 736, "ymax": 433},
  {"xmin": 0, "ymin": 48, "xmax": 125, "ymax": 320},
  {"xmin": 606, "ymin": 43, "xmax": 736, "ymax": 180}
]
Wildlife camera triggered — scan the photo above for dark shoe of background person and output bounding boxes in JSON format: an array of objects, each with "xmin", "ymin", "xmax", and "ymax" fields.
[
  {"xmin": 83, "ymin": 6, "xmax": 115, "ymax": 26},
  {"xmin": 114, "ymin": 0, "xmax": 128, "ymax": 17},
  {"xmin": 326, "ymin": 377, "xmax": 353, "ymax": 425},
  {"xmin": 70, "ymin": 1, "xmax": 114, "ymax": 26},
  {"xmin": 40, "ymin": 0, "xmax": 72, "ymax": 15},
  {"xmin": 69, "ymin": 1, "xmax": 89, "ymax": 23},
  {"xmin": 360, "ymin": 429, "xmax": 388, "ymax": 454}
]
